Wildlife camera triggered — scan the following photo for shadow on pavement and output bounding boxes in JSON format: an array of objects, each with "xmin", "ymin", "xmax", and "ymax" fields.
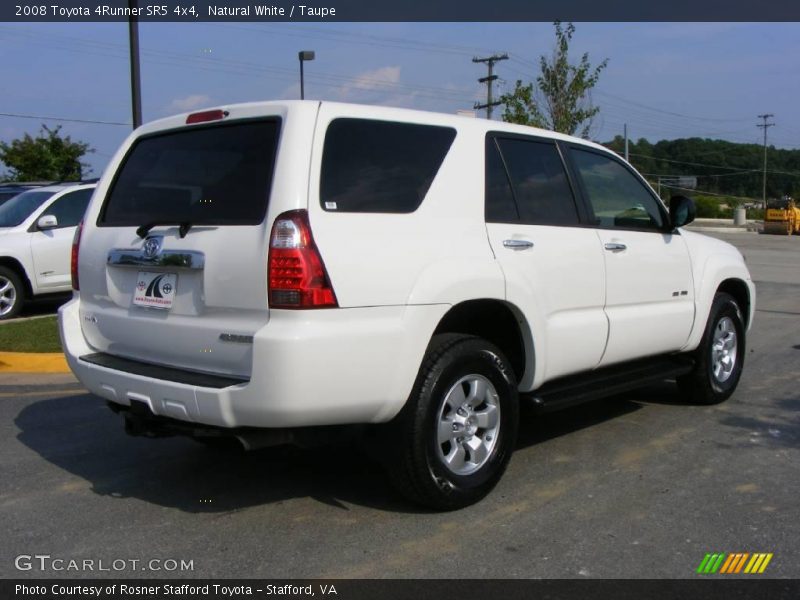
[
  {"xmin": 15, "ymin": 381, "xmax": 692, "ymax": 514},
  {"xmin": 17, "ymin": 294, "xmax": 71, "ymax": 319},
  {"xmin": 14, "ymin": 393, "xmax": 417, "ymax": 515}
]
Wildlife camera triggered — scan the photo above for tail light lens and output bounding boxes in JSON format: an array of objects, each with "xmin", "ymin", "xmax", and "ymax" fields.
[
  {"xmin": 186, "ymin": 109, "xmax": 227, "ymax": 124},
  {"xmin": 268, "ymin": 210, "xmax": 337, "ymax": 309},
  {"xmin": 71, "ymin": 220, "xmax": 83, "ymax": 291}
]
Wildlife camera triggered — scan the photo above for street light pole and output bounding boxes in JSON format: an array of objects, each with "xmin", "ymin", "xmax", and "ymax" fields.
[
  {"xmin": 128, "ymin": 0, "xmax": 142, "ymax": 128},
  {"xmin": 298, "ymin": 50, "xmax": 315, "ymax": 100}
]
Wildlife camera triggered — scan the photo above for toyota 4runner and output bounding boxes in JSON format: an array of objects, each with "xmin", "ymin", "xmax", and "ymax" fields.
[{"xmin": 59, "ymin": 101, "xmax": 755, "ymax": 509}]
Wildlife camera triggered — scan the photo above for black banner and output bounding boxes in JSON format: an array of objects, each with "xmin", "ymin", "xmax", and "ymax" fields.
[
  {"xmin": 2, "ymin": 0, "xmax": 800, "ymax": 22},
  {"xmin": 3, "ymin": 580, "xmax": 800, "ymax": 600}
]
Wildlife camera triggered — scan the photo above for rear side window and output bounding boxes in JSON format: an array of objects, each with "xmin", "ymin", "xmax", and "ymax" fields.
[
  {"xmin": 487, "ymin": 137, "xmax": 579, "ymax": 226},
  {"xmin": 320, "ymin": 118, "xmax": 456, "ymax": 213},
  {"xmin": 485, "ymin": 139, "xmax": 519, "ymax": 222},
  {"xmin": 100, "ymin": 120, "xmax": 280, "ymax": 227}
]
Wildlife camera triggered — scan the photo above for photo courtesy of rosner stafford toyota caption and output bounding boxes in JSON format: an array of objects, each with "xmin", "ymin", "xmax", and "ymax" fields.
[{"xmin": 0, "ymin": 1, "xmax": 799, "ymax": 598}]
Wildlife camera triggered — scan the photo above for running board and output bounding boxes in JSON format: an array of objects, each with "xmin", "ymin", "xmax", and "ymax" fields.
[{"xmin": 524, "ymin": 355, "xmax": 695, "ymax": 414}]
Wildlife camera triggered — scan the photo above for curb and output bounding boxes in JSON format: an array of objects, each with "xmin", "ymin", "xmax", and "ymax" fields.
[
  {"xmin": 686, "ymin": 226, "xmax": 758, "ymax": 234},
  {"xmin": 0, "ymin": 352, "xmax": 70, "ymax": 374}
]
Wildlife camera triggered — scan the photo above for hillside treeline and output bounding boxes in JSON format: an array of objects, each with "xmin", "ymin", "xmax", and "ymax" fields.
[{"xmin": 603, "ymin": 136, "xmax": 800, "ymax": 200}]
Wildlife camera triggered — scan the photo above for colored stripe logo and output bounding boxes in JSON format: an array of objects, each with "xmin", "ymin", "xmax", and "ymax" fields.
[{"xmin": 697, "ymin": 553, "xmax": 773, "ymax": 574}]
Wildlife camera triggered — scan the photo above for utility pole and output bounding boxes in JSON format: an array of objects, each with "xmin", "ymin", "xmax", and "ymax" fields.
[
  {"xmin": 757, "ymin": 113, "xmax": 775, "ymax": 206},
  {"xmin": 624, "ymin": 123, "xmax": 629, "ymax": 161},
  {"xmin": 473, "ymin": 54, "xmax": 508, "ymax": 119},
  {"xmin": 128, "ymin": 0, "xmax": 142, "ymax": 129}
]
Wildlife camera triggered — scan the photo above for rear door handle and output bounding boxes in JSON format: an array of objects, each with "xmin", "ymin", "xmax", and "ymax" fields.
[
  {"xmin": 604, "ymin": 242, "xmax": 627, "ymax": 251},
  {"xmin": 503, "ymin": 239, "xmax": 534, "ymax": 250}
]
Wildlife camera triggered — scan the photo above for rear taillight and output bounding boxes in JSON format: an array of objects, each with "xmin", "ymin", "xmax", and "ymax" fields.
[
  {"xmin": 71, "ymin": 220, "xmax": 83, "ymax": 291},
  {"xmin": 268, "ymin": 210, "xmax": 337, "ymax": 309}
]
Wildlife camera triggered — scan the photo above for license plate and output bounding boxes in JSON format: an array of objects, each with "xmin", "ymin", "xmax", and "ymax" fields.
[{"xmin": 133, "ymin": 272, "xmax": 177, "ymax": 309}]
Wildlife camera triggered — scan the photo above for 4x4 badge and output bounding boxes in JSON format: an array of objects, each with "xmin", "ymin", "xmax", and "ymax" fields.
[{"xmin": 143, "ymin": 236, "xmax": 163, "ymax": 258}]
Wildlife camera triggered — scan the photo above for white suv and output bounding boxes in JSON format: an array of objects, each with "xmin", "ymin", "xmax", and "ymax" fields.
[
  {"xmin": 59, "ymin": 102, "xmax": 754, "ymax": 509},
  {"xmin": 0, "ymin": 183, "xmax": 95, "ymax": 319}
]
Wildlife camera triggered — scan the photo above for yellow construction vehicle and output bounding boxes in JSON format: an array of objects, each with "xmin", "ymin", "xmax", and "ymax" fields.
[{"xmin": 763, "ymin": 197, "xmax": 800, "ymax": 235}]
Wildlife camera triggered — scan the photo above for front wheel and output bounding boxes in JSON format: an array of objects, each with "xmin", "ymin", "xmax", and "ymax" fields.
[
  {"xmin": 678, "ymin": 292, "xmax": 746, "ymax": 405},
  {"xmin": 0, "ymin": 266, "xmax": 24, "ymax": 320},
  {"xmin": 387, "ymin": 334, "xmax": 519, "ymax": 510}
]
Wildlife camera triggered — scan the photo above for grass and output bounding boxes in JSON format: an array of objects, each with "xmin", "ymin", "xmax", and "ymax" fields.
[{"xmin": 0, "ymin": 316, "xmax": 62, "ymax": 353}]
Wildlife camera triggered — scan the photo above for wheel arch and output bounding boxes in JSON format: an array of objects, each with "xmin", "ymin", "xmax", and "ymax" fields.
[
  {"xmin": 432, "ymin": 299, "xmax": 532, "ymax": 387},
  {"xmin": 0, "ymin": 256, "xmax": 33, "ymax": 299},
  {"xmin": 716, "ymin": 278, "xmax": 752, "ymax": 328}
]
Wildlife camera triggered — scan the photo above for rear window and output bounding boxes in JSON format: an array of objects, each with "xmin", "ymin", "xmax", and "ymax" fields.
[
  {"xmin": 99, "ymin": 120, "xmax": 280, "ymax": 227},
  {"xmin": 320, "ymin": 118, "xmax": 456, "ymax": 213}
]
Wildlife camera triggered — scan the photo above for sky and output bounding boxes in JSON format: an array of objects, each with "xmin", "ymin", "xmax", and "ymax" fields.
[{"xmin": 1, "ymin": 21, "xmax": 799, "ymax": 178}]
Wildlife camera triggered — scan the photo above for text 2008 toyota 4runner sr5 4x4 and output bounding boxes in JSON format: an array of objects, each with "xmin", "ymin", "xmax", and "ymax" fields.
[{"xmin": 60, "ymin": 101, "xmax": 755, "ymax": 510}]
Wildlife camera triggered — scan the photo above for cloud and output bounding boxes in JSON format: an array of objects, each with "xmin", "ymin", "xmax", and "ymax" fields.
[
  {"xmin": 167, "ymin": 94, "xmax": 212, "ymax": 112},
  {"xmin": 351, "ymin": 66, "xmax": 401, "ymax": 91},
  {"xmin": 337, "ymin": 66, "xmax": 402, "ymax": 100},
  {"xmin": 278, "ymin": 82, "xmax": 301, "ymax": 100}
]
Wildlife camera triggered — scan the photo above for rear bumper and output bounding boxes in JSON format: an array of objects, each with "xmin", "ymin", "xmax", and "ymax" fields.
[{"xmin": 59, "ymin": 297, "xmax": 447, "ymax": 429}]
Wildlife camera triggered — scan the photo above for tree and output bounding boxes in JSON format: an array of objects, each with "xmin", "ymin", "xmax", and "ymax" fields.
[
  {"xmin": 500, "ymin": 22, "xmax": 608, "ymax": 138},
  {"xmin": 0, "ymin": 125, "xmax": 92, "ymax": 181}
]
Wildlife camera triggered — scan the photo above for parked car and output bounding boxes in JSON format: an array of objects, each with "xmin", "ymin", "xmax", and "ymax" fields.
[
  {"xmin": 0, "ymin": 182, "xmax": 52, "ymax": 207},
  {"xmin": 0, "ymin": 183, "xmax": 95, "ymax": 319},
  {"xmin": 59, "ymin": 102, "xmax": 754, "ymax": 509}
]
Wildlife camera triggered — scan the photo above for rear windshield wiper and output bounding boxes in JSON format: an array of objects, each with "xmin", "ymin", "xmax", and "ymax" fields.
[{"xmin": 136, "ymin": 222, "xmax": 193, "ymax": 239}]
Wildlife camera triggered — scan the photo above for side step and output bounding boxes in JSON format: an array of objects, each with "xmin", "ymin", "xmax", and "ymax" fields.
[{"xmin": 524, "ymin": 355, "xmax": 695, "ymax": 414}]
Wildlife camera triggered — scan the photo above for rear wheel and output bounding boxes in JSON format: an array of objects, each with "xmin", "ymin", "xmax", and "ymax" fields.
[
  {"xmin": 0, "ymin": 266, "xmax": 24, "ymax": 320},
  {"xmin": 678, "ymin": 292, "xmax": 745, "ymax": 404},
  {"xmin": 387, "ymin": 334, "xmax": 519, "ymax": 510}
]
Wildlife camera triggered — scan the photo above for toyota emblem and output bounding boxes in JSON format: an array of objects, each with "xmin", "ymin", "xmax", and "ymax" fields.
[{"xmin": 143, "ymin": 236, "xmax": 163, "ymax": 259}]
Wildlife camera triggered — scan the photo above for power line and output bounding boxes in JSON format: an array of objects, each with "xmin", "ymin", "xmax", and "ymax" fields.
[
  {"xmin": 595, "ymin": 90, "xmax": 752, "ymax": 123},
  {"xmin": 651, "ymin": 183, "xmax": 758, "ymax": 202},
  {"xmin": 0, "ymin": 111, "xmax": 130, "ymax": 126},
  {"xmin": 216, "ymin": 23, "xmax": 498, "ymax": 58},
  {"xmin": 631, "ymin": 154, "xmax": 800, "ymax": 178},
  {"xmin": 628, "ymin": 153, "xmax": 757, "ymax": 171},
  {"xmin": 640, "ymin": 169, "xmax": 759, "ymax": 178},
  {"xmin": 0, "ymin": 26, "xmax": 478, "ymax": 105}
]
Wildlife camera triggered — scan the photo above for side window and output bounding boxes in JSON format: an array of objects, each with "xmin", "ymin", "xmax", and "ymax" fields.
[
  {"xmin": 485, "ymin": 138, "xmax": 519, "ymax": 222},
  {"xmin": 493, "ymin": 137, "xmax": 579, "ymax": 226},
  {"xmin": 320, "ymin": 119, "xmax": 456, "ymax": 213},
  {"xmin": 570, "ymin": 148, "xmax": 665, "ymax": 230},
  {"xmin": 41, "ymin": 189, "xmax": 93, "ymax": 228}
]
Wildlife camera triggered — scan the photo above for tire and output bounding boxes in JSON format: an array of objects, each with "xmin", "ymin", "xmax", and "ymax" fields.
[
  {"xmin": 387, "ymin": 334, "xmax": 519, "ymax": 510},
  {"xmin": 678, "ymin": 292, "xmax": 745, "ymax": 405},
  {"xmin": 0, "ymin": 266, "xmax": 24, "ymax": 321}
]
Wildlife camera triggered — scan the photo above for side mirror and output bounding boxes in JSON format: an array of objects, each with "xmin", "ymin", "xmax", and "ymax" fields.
[
  {"xmin": 669, "ymin": 195, "xmax": 696, "ymax": 229},
  {"xmin": 37, "ymin": 215, "xmax": 58, "ymax": 230}
]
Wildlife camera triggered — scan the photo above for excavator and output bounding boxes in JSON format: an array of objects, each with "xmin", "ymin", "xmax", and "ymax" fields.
[{"xmin": 763, "ymin": 197, "xmax": 800, "ymax": 235}]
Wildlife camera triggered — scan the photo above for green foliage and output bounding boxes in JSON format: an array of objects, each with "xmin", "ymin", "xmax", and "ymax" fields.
[
  {"xmin": 605, "ymin": 136, "xmax": 800, "ymax": 201},
  {"xmin": 693, "ymin": 196, "xmax": 726, "ymax": 218},
  {"xmin": 0, "ymin": 125, "xmax": 92, "ymax": 182},
  {"xmin": 501, "ymin": 22, "xmax": 608, "ymax": 138}
]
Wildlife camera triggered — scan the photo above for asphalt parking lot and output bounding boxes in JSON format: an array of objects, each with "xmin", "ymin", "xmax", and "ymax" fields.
[{"xmin": 1, "ymin": 231, "xmax": 798, "ymax": 579}]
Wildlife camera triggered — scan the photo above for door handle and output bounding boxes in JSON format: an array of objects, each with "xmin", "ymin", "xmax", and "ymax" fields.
[
  {"xmin": 604, "ymin": 242, "xmax": 627, "ymax": 251},
  {"xmin": 503, "ymin": 239, "xmax": 534, "ymax": 250}
]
